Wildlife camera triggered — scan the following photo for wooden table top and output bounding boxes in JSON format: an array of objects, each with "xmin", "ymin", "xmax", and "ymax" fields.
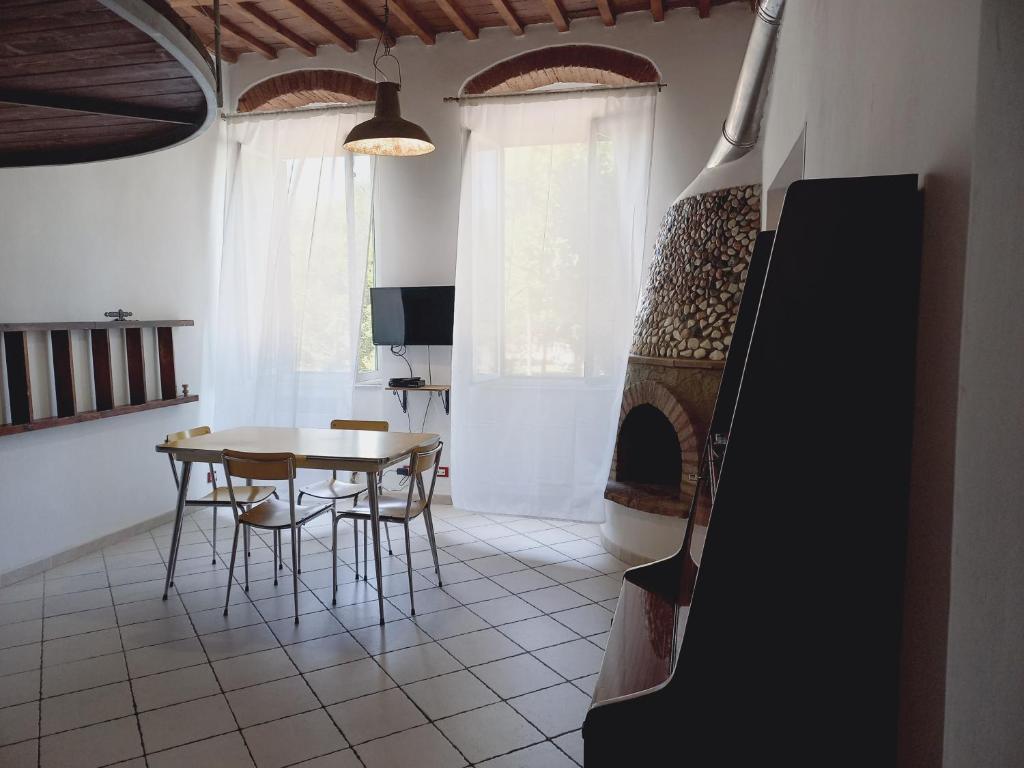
[{"xmin": 157, "ymin": 426, "xmax": 439, "ymax": 472}]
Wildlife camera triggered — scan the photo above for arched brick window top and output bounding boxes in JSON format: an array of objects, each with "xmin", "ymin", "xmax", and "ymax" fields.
[
  {"xmin": 237, "ymin": 69, "xmax": 376, "ymax": 113},
  {"xmin": 463, "ymin": 46, "xmax": 659, "ymax": 96}
]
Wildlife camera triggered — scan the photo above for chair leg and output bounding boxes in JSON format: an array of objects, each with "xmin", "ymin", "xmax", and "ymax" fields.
[
  {"xmin": 278, "ymin": 529, "xmax": 284, "ymax": 571},
  {"xmin": 223, "ymin": 524, "xmax": 240, "ymax": 616},
  {"xmin": 384, "ymin": 522, "xmax": 393, "ymax": 555},
  {"xmin": 290, "ymin": 522, "xmax": 300, "ymax": 624},
  {"xmin": 297, "ymin": 526, "xmax": 302, "ymax": 574},
  {"xmin": 243, "ymin": 526, "xmax": 250, "ymax": 592},
  {"xmin": 212, "ymin": 507, "xmax": 218, "ymax": 565},
  {"xmin": 353, "ymin": 520, "xmax": 360, "ymax": 580},
  {"xmin": 404, "ymin": 523, "xmax": 415, "ymax": 616},
  {"xmin": 423, "ymin": 505, "xmax": 443, "ymax": 587},
  {"xmin": 362, "ymin": 519, "xmax": 368, "ymax": 579},
  {"xmin": 331, "ymin": 512, "xmax": 339, "ymax": 605},
  {"xmin": 273, "ymin": 530, "xmax": 279, "ymax": 586}
]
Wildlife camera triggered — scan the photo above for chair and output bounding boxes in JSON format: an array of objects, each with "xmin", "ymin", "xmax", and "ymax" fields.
[
  {"xmin": 296, "ymin": 419, "xmax": 393, "ymax": 579},
  {"xmin": 333, "ymin": 442, "xmax": 444, "ymax": 614},
  {"xmin": 165, "ymin": 426, "xmax": 276, "ymax": 566},
  {"xmin": 221, "ymin": 450, "xmax": 331, "ymax": 623}
]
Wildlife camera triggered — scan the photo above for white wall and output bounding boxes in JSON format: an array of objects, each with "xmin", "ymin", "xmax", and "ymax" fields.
[
  {"xmin": 231, "ymin": 6, "xmax": 753, "ymax": 497},
  {"xmin": 762, "ymin": 1, "xmax": 982, "ymax": 765},
  {"xmin": 0, "ymin": 128, "xmax": 223, "ymax": 577},
  {"xmin": 944, "ymin": 0, "xmax": 1024, "ymax": 764}
]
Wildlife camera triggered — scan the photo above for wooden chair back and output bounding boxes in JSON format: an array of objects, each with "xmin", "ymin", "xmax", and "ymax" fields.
[
  {"xmin": 166, "ymin": 425, "xmax": 211, "ymax": 443},
  {"xmin": 222, "ymin": 450, "xmax": 295, "ymax": 481},
  {"xmin": 405, "ymin": 442, "xmax": 443, "ymax": 511},
  {"xmin": 330, "ymin": 419, "xmax": 389, "ymax": 431}
]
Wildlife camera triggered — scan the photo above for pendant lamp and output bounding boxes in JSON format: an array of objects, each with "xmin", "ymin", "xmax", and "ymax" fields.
[{"xmin": 344, "ymin": 0, "xmax": 434, "ymax": 157}]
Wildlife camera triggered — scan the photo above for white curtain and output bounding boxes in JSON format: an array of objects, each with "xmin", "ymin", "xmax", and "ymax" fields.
[
  {"xmin": 451, "ymin": 89, "xmax": 657, "ymax": 521},
  {"xmin": 211, "ymin": 109, "xmax": 375, "ymax": 430}
]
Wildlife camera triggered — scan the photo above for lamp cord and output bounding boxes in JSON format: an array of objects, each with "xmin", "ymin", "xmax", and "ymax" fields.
[{"xmin": 372, "ymin": 0, "xmax": 402, "ymax": 86}]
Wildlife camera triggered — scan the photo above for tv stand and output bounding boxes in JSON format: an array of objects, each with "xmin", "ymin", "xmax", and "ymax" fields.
[{"xmin": 387, "ymin": 384, "xmax": 450, "ymax": 416}]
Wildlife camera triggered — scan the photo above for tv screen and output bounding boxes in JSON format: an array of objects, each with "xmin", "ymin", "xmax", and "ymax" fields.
[{"xmin": 370, "ymin": 286, "xmax": 455, "ymax": 346}]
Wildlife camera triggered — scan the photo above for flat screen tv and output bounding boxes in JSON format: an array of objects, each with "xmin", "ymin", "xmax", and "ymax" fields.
[{"xmin": 370, "ymin": 286, "xmax": 455, "ymax": 346}]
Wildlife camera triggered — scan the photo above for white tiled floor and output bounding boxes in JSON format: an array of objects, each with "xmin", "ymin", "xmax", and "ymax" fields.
[{"xmin": 0, "ymin": 504, "xmax": 626, "ymax": 767}]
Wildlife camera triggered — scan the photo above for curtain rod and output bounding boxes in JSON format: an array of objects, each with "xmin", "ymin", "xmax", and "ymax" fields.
[
  {"xmin": 221, "ymin": 102, "xmax": 371, "ymax": 121},
  {"xmin": 443, "ymin": 82, "xmax": 666, "ymax": 104}
]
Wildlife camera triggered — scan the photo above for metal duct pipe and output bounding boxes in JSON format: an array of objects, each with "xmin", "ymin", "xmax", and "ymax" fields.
[{"xmin": 706, "ymin": 0, "xmax": 786, "ymax": 168}]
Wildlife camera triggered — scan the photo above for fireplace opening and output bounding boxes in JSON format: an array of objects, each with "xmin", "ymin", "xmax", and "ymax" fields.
[{"xmin": 616, "ymin": 404, "xmax": 682, "ymax": 491}]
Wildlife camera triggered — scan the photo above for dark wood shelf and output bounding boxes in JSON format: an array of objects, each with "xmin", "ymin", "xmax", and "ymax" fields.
[
  {"xmin": 386, "ymin": 385, "xmax": 451, "ymax": 415},
  {"xmin": 0, "ymin": 320, "xmax": 194, "ymax": 332},
  {"xmin": 0, "ymin": 396, "xmax": 199, "ymax": 438}
]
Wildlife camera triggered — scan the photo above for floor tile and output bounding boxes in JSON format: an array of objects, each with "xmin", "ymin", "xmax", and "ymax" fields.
[
  {"xmin": 252, "ymin": 591, "xmax": 323, "ymax": 622},
  {"xmin": 41, "ymin": 681, "xmax": 134, "ymax": 735},
  {"xmin": 508, "ymin": 547, "xmax": 571, "ymax": 568},
  {"xmin": 44, "ymin": 571, "xmax": 108, "ymax": 597},
  {"xmin": 227, "ymin": 675, "xmax": 320, "ymax": 728},
  {"xmin": 534, "ymin": 562, "xmax": 601, "ymax": 584},
  {"xmin": 351, "ymin": 618, "xmax": 433, "ymax": 655},
  {"xmin": 354, "ymin": 724, "xmax": 465, "ymax": 768},
  {"xmin": 243, "ymin": 709, "xmax": 347, "ymax": 768},
  {"xmin": 179, "ymin": 586, "xmax": 249, "ymax": 614},
  {"xmin": 413, "ymin": 607, "xmax": 488, "ymax": 640},
  {"xmin": 0, "ymin": 599, "xmax": 43, "ymax": 627},
  {"xmin": 519, "ymin": 586, "xmax": 590, "ymax": 614},
  {"xmin": 126, "ymin": 636, "xmax": 207, "ymax": 678},
  {"xmin": 477, "ymin": 741, "xmax": 578, "ymax": 768},
  {"xmin": 119, "ymin": 614, "xmax": 196, "ymax": 650},
  {"xmin": 508, "ymin": 682, "xmax": 591, "ymax": 737},
  {"xmin": 0, "ymin": 700, "xmax": 38, "ymax": 746},
  {"xmin": 139, "ymin": 693, "xmax": 237, "ymax": 753},
  {"xmin": 465, "ymin": 555, "xmax": 528, "ymax": 578},
  {"xmin": 572, "ymin": 673, "xmax": 599, "ymax": 696},
  {"xmin": 489, "ymin": 570, "xmax": 558, "ymax": 594},
  {"xmin": 0, "ymin": 667, "xmax": 39, "ymax": 709},
  {"xmin": 147, "ymin": 731, "xmax": 255, "ymax": 768},
  {"xmin": 439, "ymin": 628, "xmax": 523, "ymax": 667},
  {"xmin": 441, "ymin": 579, "xmax": 510, "ymax": 605},
  {"xmin": 0, "ymin": 582, "xmax": 44, "ymax": 606},
  {"xmin": 469, "ymin": 596, "xmax": 542, "ymax": 626},
  {"xmin": 404, "ymin": 669, "xmax": 499, "ymax": 719},
  {"xmin": 436, "ymin": 563, "xmax": 484, "ymax": 585},
  {"xmin": 550, "ymin": 604, "xmax": 613, "ymax": 636},
  {"xmin": 497, "ymin": 617, "xmax": 579, "ymax": 652},
  {"xmin": 201, "ymin": 623, "xmax": 278, "ymax": 662},
  {"xmin": 133, "ymin": 663, "xmax": 221, "ymax": 711},
  {"xmin": 268, "ymin": 611, "xmax": 344, "ymax": 646},
  {"xmin": 115, "ymin": 595, "xmax": 187, "ymax": 626},
  {"xmin": 533, "ymin": 639, "xmax": 605, "ymax": 680},
  {"xmin": 550, "ymin": 541, "xmax": 605, "ymax": 559},
  {"xmin": 575, "ymin": 554, "xmax": 629, "ymax": 575},
  {"xmin": 565, "ymin": 575, "xmax": 622, "ymax": 602},
  {"xmin": 284, "ymin": 630, "xmax": 368, "ymax": 671},
  {"xmin": 436, "ymin": 702, "xmax": 544, "ymax": 764},
  {"xmin": 333, "ymin": 598, "xmax": 406, "ymax": 629},
  {"xmin": 471, "ymin": 654, "xmax": 564, "ymax": 699},
  {"xmin": 39, "ymin": 715, "xmax": 142, "ymax": 768},
  {"xmin": 0, "ymin": 619, "xmax": 41, "ymax": 650},
  {"xmin": 43, "ymin": 607, "xmax": 116, "ymax": 641},
  {"xmin": 303, "ymin": 657, "xmax": 395, "ymax": 705},
  {"xmin": 107, "ymin": 564, "xmax": 168, "ymax": 588},
  {"xmin": 375, "ymin": 642, "xmax": 462, "ymax": 684},
  {"xmin": 553, "ymin": 729, "xmax": 584, "ymax": 765},
  {"xmin": 0, "ymin": 739, "xmax": 37, "ymax": 767},
  {"xmin": 190, "ymin": 602, "xmax": 265, "ymax": 636},
  {"xmin": 327, "ymin": 687, "xmax": 426, "ymax": 744},
  {"xmin": 0, "ymin": 642, "xmax": 41, "ymax": 676},
  {"xmin": 213, "ymin": 647, "xmax": 298, "ymax": 691},
  {"xmin": 288, "ymin": 748, "xmax": 362, "ymax": 767},
  {"xmin": 42, "ymin": 587, "xmax": 112, "ymax": 618}
]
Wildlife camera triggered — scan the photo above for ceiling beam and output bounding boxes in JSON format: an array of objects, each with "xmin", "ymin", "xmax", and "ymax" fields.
[
  {"xmin": 651, "ymin": 0, "xmax": 664, "ymax": 22},
  {"xmin": 236, "ymin": 2, "xmax": 317, "ymax": 56},
  {"xmin": 281, "ymin": 0, "xmax": 356, "ymax": 51},
  {"xmin": 195, "ymin": 5, "xmax": 277, "ymax": 58},
  {"xmin": 0, "ymin": 90, "xmax": 200, "ymax": 126},
  {"xmin": 541, "ymin": 0, "xmax": 569, "ymax": 32},
  {"xmin": 488, "ymin": 0, "xmax": 523, "ymax": 35},
  {"xmin": 596, "ymin": 0, "xmax": 615, "ymax": 26},
  {"xmin": 389, "ymin": 0, "xmax": 437, "ymax": 44},
  {"xmin": 697, "ymin": 0, "xmax": 711, "ymax": 18},
  {"xmin": 435, "ymin": 0, "xmax": 478, "ymax": 40},
  {"xmin": 329, "ymin": 0, "xmax": 393, "ymax": 43}
]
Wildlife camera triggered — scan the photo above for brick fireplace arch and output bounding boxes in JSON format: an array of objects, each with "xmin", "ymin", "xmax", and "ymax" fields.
[
  {"xmin": 607, "ymin": 381, "xmax": 700, "ymax": 517},
  {"xmin": 462, "ymin": 45, "xmax": 660, "ymax": 95},
  {"xmin": 236, "ymin": 69, "xmax": 376, "ymax": 113}
]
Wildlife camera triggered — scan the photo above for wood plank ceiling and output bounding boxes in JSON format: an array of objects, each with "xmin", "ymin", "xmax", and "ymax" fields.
[
  {"xmin": 0, "ymin": 0, "xmax": 216, "ymax": 167},
  {"xmin": 171, "ymin": 0, "xmax": 747, "ymax": 61}
]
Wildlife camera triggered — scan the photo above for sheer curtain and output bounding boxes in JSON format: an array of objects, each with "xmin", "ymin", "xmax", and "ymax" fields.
[
  {"xmin": 211, "ymin": 108, "xmax": 375, "ymax": 430},
  {"xmin": 451, "ymin": 88, "xmax": 656, "ymax": 522}
]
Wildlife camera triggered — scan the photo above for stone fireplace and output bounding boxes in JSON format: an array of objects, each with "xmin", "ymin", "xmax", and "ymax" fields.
[{"xmin": 603, "ymin": 183, "xmax": 761, "ymax": 562}]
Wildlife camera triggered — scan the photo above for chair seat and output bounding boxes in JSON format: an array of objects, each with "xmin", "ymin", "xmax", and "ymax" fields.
[
  {"xmin": 241, "ymin": 498, "xmax": 330, "ymax": 529},
  {"xmin": 346, "ymin": 495, "xmax": 426, "ymax": 523},
  {"xmin": 188, "ymin": 485, "xmax": 276, "ymax": 506},
  {"xmin": 299, "ymin": 477, "xmax": 366, "ymax": 501}
]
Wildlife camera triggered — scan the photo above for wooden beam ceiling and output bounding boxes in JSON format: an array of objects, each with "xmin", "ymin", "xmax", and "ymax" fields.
[
  {"xmin": 195, "ymin": 5, "xmax": 277, "ymax": 58},
  {"xmin": 541, "ymin": 0, "xmax": 569, "ymax": 32},
  {"xmin": 596, "ymin": 0, "xmax": 616, "ymax": 26},
  {"xmin": 236, "ymin": 1, "xmax": 317, "ymax": 56},
  {"xmin": 651, "ymin": 0, "xmax": 665, "ymax": 22},
  {"xmin": 489, "ymin": 0, "xmax": 523, "ymax": 35},
  {"xmin": 283, "ymin": 0, "xmax": 357, "ymax": 51},
  {"xmin": 388, "ymin": 0, "xmax": 436, "ymax": 44},
  {"xmin": 434, "ymin": 0, "xmax": 478, "ymax": 40},
  {"xmin": 330, "ymin": 0, "xmax": 392, "ymax": 42},
  {"xmin": 698, "ymin": 0, "xmax": 712, "ymax": 17}
]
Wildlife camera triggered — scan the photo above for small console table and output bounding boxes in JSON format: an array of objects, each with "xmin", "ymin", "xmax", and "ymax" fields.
[{"xmin": 386, "ymin": 384, "xmax": 450, "ymax": 416}]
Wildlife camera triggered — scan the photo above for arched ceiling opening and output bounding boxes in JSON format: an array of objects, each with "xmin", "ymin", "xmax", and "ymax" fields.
[{"xmin": 236, "ymin": 70, "xmax": 376, "ymax": 113}]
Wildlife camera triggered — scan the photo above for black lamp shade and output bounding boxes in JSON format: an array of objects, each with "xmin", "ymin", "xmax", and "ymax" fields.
[{"xmin": 343, "ymin": 82, "xmax": 434, "ymax": 157}]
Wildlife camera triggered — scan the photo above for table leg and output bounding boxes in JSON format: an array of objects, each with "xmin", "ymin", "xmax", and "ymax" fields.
[
  {"xmin": 163, "ymin": 460, "xmax": 192, "ymax": 600},
  {"xmin": 367, "ymin": 472, "xmax": 386, "ymax": 625}
]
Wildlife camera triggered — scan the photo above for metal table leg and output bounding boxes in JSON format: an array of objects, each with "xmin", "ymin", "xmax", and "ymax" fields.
[
  {"xmin": 366, "ymin": 472, "xmax": 386, "ymax": 625},
  {"xmin": 163, "ymin": 460, "xmax": 192, "ymax": 600}
]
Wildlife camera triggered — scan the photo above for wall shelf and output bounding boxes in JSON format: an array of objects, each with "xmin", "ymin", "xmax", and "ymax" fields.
[
  {"xmin": 1, "ymin": 320, "xmax": 195, "ymax": 438},
  {"xmin": 386, "ymin": 384, "xmax": 451, "ymax": 416}
]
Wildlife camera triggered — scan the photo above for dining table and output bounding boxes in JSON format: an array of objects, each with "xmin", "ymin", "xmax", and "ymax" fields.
[{"xmin": 156, "ymin": 426, "xmax": 440, "ymax": 625}]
